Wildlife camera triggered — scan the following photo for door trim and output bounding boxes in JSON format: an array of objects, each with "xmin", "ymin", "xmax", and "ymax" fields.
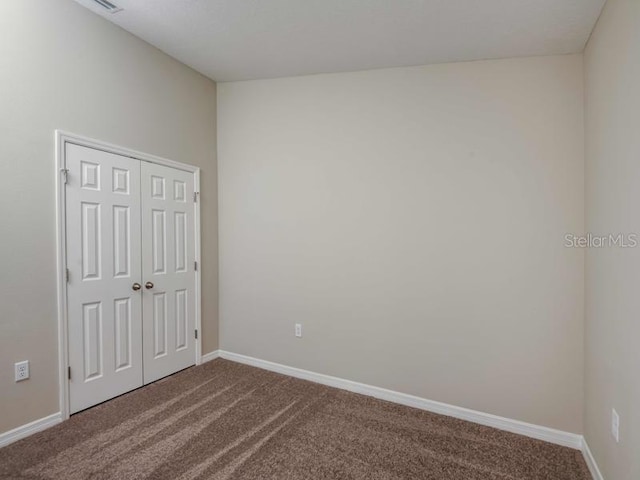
[{"xmin": 55, "ymin": 130, "xmax": 202, "ymax": 421}]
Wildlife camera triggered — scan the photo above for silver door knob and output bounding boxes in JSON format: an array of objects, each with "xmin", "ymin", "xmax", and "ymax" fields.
[
  {"xmin": 132, "ymin": 283, "xmax": 141, "ymax": 291},
  {"xmin": 145, "ymin": 281, "xmax": 154, "ymax": 290}
]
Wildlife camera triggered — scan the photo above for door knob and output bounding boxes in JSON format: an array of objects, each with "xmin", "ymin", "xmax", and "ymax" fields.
[
  {"xmin": 145, "ymin": 281, "xmax": 154, "ymax": 290},
  {"xmin": 132, "ymin": 283, "xmax": 141, "ymax": 291}
]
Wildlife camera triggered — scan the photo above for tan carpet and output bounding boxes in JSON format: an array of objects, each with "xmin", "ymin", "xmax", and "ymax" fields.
[{"xmin": 0, "ymin": 359, "xmax": 590, "ymax": 479}]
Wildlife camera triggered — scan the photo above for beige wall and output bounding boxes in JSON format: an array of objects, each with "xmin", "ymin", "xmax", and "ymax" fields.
[
  {"xmin": 584, "ymin": 0, "xmax": 640, "ymax": 478},
  {"xmin": 0, "ymin": 0, "xmax": 217, "ymax": 433},
  {"xmin": 218, "ymin": 55, "xmax": 585, "ymax": 432}
]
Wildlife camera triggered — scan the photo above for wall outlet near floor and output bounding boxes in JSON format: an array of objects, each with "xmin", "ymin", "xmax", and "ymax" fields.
[
  {"xmin": 611, "ymin": 408, "xmax": 620, "ymax": 443},
  {"xmin": 295, "ymin": 323, "xmax": 302, "ymax": 338},
  {"xmin": 15, "ymin": 360, "xmax": 29, "ymax": 382}
]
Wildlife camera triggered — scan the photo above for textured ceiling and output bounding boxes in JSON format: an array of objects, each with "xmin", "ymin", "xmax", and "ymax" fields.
[{"xmin": 74, "ymin": 0, "xmax": 605, "ymax": 82}]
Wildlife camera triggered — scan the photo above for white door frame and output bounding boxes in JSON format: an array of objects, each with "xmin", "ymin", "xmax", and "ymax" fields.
[{"xmin": 55, "ymin": 130, "xmax": 202, "ymax": 420}]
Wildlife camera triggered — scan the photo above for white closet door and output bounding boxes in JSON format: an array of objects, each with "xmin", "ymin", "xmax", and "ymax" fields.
[
  {"xmin": 141, "ymin": 162, "xmax": 196, "ymax": 384},
  {"xmin": 66, "ymin": 144, "xmax": 143, "ymax": 414}
]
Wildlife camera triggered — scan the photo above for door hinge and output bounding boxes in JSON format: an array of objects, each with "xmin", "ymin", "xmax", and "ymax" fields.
[
  {"xmin": 193, "ymin": 191, "xmax": 199, "ymax": 202},
  {"xmin": 68, "ymin": 366, "xmax": 71, "ymax": 380},
  {"xmin": 194, "ymin": 329, "xmax": 198, "ymax": 339},
  {"xmin": 66, "ymin": 268, "xmax": 70, "ymax": 283},
  {"xmin": 61, "ymin": 168, "xmax": 69, "ymax": 185},
  {"xmin": 194, "ymin": 261, "xmax": 198, "ymax": 271}
]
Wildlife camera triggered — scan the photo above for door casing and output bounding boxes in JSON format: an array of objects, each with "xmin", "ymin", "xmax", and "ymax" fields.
[{"xmin": 55, "ymin": 130, "xmax": 202, "ymax": 421}]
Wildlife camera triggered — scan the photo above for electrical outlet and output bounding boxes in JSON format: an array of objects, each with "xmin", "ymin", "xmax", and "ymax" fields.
[
  {"xmin": 295, "ymin": 323, "xmax": 302, "ymax": 338},
  {"xmin": 15, "ymin": 360, "xmax": 29, "ymax": 382},
  {"xmin": 612, "ymin": 408, "xmax": 620, "ymax": 443}
]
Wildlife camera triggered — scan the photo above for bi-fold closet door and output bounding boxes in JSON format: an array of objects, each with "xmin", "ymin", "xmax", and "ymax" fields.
[{"xmin": 65, "ymin": 143, "xmax": 196, "ymax": 414}]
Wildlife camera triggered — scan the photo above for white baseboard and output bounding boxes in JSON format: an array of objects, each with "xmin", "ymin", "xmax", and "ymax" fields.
[
  {"xmin": 0, "ymin": 412, "xmax": 62, "ymax": 449},
  {"xmin": 218, "ymin": 350, "xmax": 583, "ymax": 450},
  {"xmin": 200, "ymin": 350, "xmax": 221, "ymax": 364},
  {"xmin": 581, "ymin": 438, "xmax": 604, "ymax": 480}
]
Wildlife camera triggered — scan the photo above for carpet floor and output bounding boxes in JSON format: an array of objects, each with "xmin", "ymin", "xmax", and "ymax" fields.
[{"xmin": 0, "ymin": 359, "xmax": 591, "ymax": 480}]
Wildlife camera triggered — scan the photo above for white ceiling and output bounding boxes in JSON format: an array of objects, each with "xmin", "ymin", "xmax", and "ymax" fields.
[{"xmin": 75, "ymin": 0, "xmax": 605, "ymax": 82}]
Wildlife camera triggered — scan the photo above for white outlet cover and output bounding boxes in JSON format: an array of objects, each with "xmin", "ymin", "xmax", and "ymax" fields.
[
  {"xmin": 15, "ymin": 360, "xmax": 29, "ymax": 382},
  {"xmin": 295, "ymin": 323, "xmax": 302, "ymax": 338},
  {"xmin": 612, "ymin": 408, "xmax": 620, "ymax": 443}
]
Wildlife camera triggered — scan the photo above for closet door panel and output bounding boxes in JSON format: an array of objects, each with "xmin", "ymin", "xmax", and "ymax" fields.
[
  {"xmin": 66, "ymin": 144, "xmax": 143, "ymax": 414},
  {"xmin": 141, "ymin": 162, "xmax": 196, "ymax": 384}
]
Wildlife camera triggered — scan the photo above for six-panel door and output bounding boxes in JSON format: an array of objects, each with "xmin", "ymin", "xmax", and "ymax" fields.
[
  {"xmin": 141, "ymin": 162, "xmax": 196, "ymax": 384},
  {"xmin": 66, "ymin": 144, "xmax": 144, "ymax": 414}
]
